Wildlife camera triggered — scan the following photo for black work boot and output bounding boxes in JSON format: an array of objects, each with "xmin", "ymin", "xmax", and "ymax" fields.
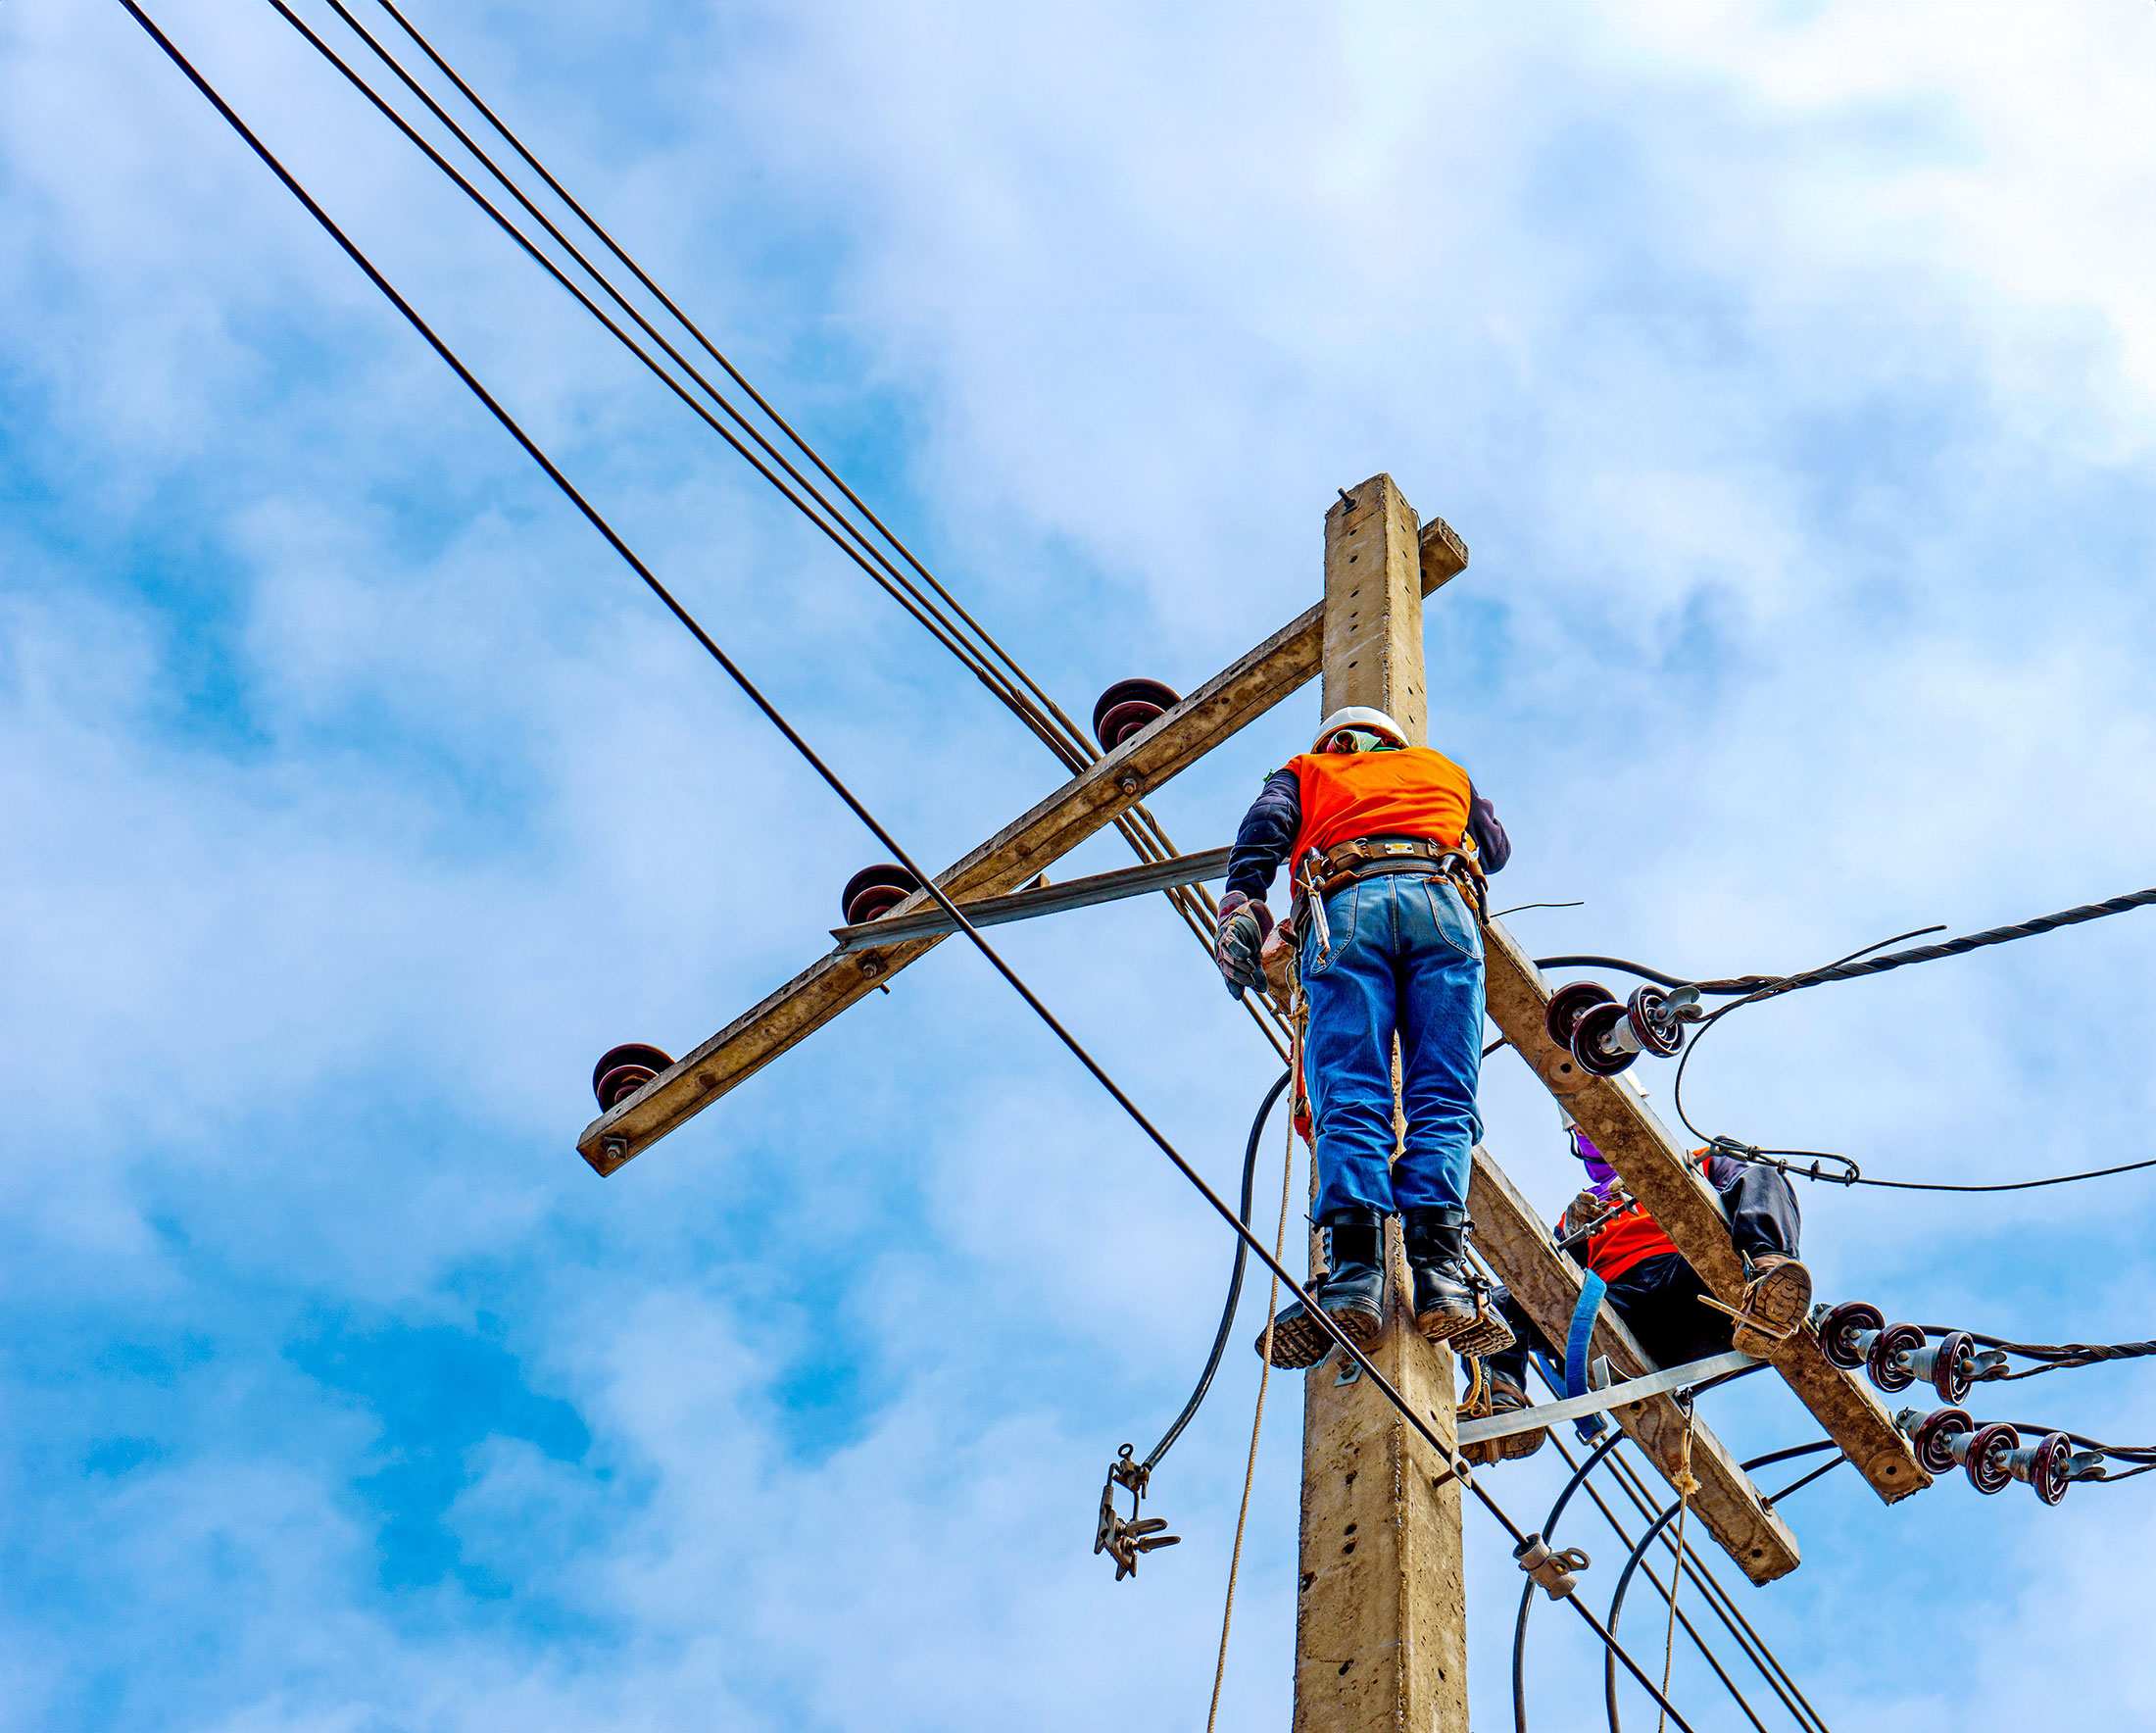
[
  {"xmin": 1404, "ymin": 1206, "xmax": 1511, "ymax": 1352},
  {"xmin": 1487, "ymin": 1372, "xmax": 1548, "ymax": 1460},
  {"xmin": 1254, "ymin": 1212, "xmax": 1387, "ymax": 1370}
]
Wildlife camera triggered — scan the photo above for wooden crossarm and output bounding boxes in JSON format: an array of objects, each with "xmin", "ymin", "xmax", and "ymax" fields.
[
  {"xmin": 1479, "ymin": 920, "xmax": 1932, "ymax": 1504},
  {"xmin": 1468, "ymin": 1147, "xmax": 1801, "ymax": 1584},
  {"xmin": 576, "ymin": 601, "xmax": 1328, "ymax": 1175}
]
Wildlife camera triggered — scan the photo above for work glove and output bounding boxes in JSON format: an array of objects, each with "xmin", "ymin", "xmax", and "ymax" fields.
[{"xmin": 1213, "ymin": 892, "xmax": 1273, "ymax": 996}]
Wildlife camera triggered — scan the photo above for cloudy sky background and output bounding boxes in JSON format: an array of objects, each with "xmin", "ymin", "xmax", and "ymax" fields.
[{"xmin": 6, "ymin": 1, "xmax": 2156, "ymax": 1726}]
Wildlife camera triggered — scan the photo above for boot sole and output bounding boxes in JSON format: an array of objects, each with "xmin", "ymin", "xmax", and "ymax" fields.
[
  {"xmin": 1258, "ymin": 1297, "xmax": 1383, "ymax": 1370},
  {"xmin": 1416, "ymin": 1307, "xmax": 1516, "ymax": 1358},
  {"xmin": 1731, "ymin": 1261, "xmax": 1813, "ymax": 1358}
]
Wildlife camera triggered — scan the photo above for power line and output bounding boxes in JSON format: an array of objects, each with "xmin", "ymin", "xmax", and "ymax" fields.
[
  {"xmin": 1636, "ymin": 892, "xmax": 2156, "ymax": 1193},
  {"xmin": 120, "ymin": 11, "xmax": 1694, "ymax": 1719},
  {"xmin": 1516, "ymin": 1376, "xmax": 1829, "ymax": 1733},
  {"xmin": 281, "ymin": 0, "xmax": 1286, "ymax": 1056}
]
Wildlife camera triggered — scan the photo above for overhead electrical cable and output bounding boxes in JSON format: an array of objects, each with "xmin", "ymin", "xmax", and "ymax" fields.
[
  {"xmin": 1136, "ymin": 1068, "xmax": 1289, "ymax": 1476},
  {"xmin": 1912, "ymin": 1328, "xmax": 2156, "ymax": 1381},
  {"xmin": 122, "ymin": 12, "xmax": 1697, "ymax": 1717},
  {"xmin": 278, "ymin": 0, "xmax": 1285, "ymax": 1056},
  {"xmin": 1550, "ymin": 897, "xmax": 2156, "ymax": 1193},
  {"xmin": 1514, "ymin": 1429, "xmax": 1778, "ymax": 1733},
  {"xmin": 1522, "ymin": 1349, "xmax": 1831, "ymax": 1733}
]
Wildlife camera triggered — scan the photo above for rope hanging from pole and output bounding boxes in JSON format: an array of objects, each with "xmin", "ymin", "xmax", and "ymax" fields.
[{"xmin": 1205, "ymin": 1077, "xmax": 1298, "ymax": 1732}]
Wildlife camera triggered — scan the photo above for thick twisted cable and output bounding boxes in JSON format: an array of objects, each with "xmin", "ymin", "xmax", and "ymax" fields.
[{"xmin": 1760, "ymin": 886, "xmax": 2156, "ymax": 996}]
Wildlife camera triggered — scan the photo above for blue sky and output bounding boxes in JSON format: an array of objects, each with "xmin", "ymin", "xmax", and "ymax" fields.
[{"xmin": 6, "ymin": 2, "xmax": 2156, "ymax": 1727}]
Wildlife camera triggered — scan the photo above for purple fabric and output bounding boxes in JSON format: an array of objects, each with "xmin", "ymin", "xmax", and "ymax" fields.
[{"xmin": 1572, "ymin": 1128, "xmax": 1620, "ymax": 1197}]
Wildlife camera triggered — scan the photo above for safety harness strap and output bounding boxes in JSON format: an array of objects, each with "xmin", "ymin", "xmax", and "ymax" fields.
[{"xmin": 1565, "ymin": 1271, "xmax": 1608, "ymax": 1399}]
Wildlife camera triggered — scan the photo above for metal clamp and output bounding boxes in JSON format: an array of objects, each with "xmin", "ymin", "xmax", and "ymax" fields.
[
  {"xmin": 1093, "ymin": 1445, "xmax": 1180, "ymax": 1581},
  {"xmin": 1513, "ymin": 1533, "xmax": 1591, "ymax": 1600}
]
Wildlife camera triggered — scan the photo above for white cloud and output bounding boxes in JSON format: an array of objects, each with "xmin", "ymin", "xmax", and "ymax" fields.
[{"xmin": 4, "ymin": 0, "xmax": 2155, "ymax": 1726}]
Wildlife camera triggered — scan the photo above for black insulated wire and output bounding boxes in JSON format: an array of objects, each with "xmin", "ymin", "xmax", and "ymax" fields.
[
  {"xmin": 122, "ymin": 17, "xmax": 1697, "ymax": 1717},
  {"xmin": 1513, "ymin": 1366, "xmax": 1824, "ymax": 1733},
  {"xmin": 1136, "ymin": 1068, "xmax": 1289, "ymax": 1474},
  {"xmin": 367, "ymin": 0, "xmax": 1102, "ymax": 765},
  {"xmin": 1760, "ymin": 1455, "xmax": 1844, "ymax": 1510},
  {"xmin": 1592, "ymin": 1442, "xmax": 1830, "ymax": 1733},
  {"xmin": 306, "ymin": 0, "xmax": 1286, "ymax": 1060},
  {"xmin": 1740, "ymin": 1440, "xmax": 1838, "ymax": 1473}
]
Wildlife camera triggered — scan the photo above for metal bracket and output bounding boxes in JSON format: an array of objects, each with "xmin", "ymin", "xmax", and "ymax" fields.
[
  {"xmin": 831, "ymin": 846, "xmax": 1232, "ymax": 952},
  {"xmin": 1093, "ymin": 1445, "xmax": 1180, "ymax": 1581},
  {"xmin": 1456, "ymin": 1349, "xmax": 1759, "ymax": 1446},
  {"xmin": 1513, "ymin": 1532, "xmax": 1591, "ymax": 1599}
]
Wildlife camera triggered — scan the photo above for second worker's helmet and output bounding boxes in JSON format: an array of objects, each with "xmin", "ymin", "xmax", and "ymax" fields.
[{"xmin": 1313, "ymin": 706, "xmax": 1409, "ymax": 753}]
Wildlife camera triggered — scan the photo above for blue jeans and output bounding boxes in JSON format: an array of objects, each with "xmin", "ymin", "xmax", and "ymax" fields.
[{"xmin": 1299, "ymin": 870, "xmax": 1485, "ymax": 1222}]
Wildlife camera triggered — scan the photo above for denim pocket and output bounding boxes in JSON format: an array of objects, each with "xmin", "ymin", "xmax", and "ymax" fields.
[
  {"xmin": 1420, "ymin": 876, "xmax": 1483, "ymax": 961},
  {"xmin": 1300, "ymin": 883, "xmax": 1357, "ymax": 977}
]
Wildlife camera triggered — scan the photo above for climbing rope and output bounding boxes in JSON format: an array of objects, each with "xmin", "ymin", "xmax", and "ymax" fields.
[
  {"xmin": 1653, "ymin": 1406, "xmax": 1699, "ymax": 1733},
  {"xmin": 1205, "ymin": 1074, "xmax": 1298, "ymax": 1732}
]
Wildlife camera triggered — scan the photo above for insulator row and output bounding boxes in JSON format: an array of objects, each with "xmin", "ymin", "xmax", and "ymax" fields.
[
  {"xmin": 1544, "ymin": 979, "xmax": 1700, "ymax": 1078},
  {"xmin": 1895, "ymin": 1407, "xmax": 2103, "ymax": 1506},
  {"xmin": 1819, "ymin": 1303, "xmax": 2010, "ymax": 1404}
]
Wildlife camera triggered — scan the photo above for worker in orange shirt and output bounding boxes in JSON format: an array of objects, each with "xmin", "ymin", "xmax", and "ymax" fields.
[
  {"xmin": 1476, "ymin": 1116, "xmax": 1813, "ymax": 1459},
  {"xmin": 1214, "ymin": 706, "xmax": 1512, "ymax": 1368}
]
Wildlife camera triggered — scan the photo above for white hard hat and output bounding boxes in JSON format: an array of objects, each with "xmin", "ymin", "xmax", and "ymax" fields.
[{"xmin": 1313, "ymin": 706, "xmax": 1409, "ymax": 752}]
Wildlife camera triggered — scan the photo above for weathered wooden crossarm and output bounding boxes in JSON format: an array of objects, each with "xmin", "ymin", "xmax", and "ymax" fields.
[
  {"xmin": 1479, "ymin": 920, "xmax": 1931, "ymax": 1504},
  {"xmin": 577, "ymin": 601, "xmax": 1328, "ymax": 1175},
  {"xmin": 1468, "ymin": 1146, "xmax": 1801, "ymax": 1585}
]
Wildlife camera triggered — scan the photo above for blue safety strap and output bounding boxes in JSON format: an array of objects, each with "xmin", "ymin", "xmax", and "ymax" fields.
[{"xmin": 1565, "ymin": 1272, "xmax": 1608, "ymax": 1399}]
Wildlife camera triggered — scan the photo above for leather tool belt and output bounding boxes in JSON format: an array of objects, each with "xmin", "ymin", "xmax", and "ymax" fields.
[{"xmin": 1306, "ymin": 834, "xmax": 1488, "ymax": 922}]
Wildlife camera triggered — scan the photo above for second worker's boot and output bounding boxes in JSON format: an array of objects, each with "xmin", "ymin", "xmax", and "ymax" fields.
[
  {"xmin": 1255, "ymin": 1212, "xmax": 1387, "ymax": 1369},
  {"xmin": 1728, "ymin": 1254, "xmax": 1813, "ymax": 1358},
  {"xmin": 1403, "ymin": 1206, "xmax": 1512, "ymax": 1354}
]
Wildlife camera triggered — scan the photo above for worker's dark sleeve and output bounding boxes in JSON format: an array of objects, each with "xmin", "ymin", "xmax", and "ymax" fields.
[
  {"xmin": 1712, "ymin": 1159, "xmax": 1801, "ymax": 1262},
  {"xmin": 1225, "ymin": 767, "xmax": 1301, "ymax": 901},
  {"xmin": 1467, "ymin": 782, "xmax": 1510, "ymax": 872}
]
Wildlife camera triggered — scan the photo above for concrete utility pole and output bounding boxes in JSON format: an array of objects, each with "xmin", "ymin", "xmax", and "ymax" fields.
[
  {"xmin": 580, "ymin": 463, "xmax": 1928, "ymax": 1721},
  {"xmin": 1293, "ymin": 474, "xmax": 1468, "ymax": 1733}
]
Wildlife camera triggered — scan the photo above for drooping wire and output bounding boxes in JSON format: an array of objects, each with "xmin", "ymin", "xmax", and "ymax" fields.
[
  {"xmin": 1514, "ymin": 1428, "xmax": 1775, "ymax": 1733},
  {"xmin": 122, "ymin": 16, "xmax": 1696, "ymax": 1713},
  {"xmin": 1205, "ymin": 1072, "xmax": 1297, "ymax": 1733},
  {"xmin": 274, "ymin": 0, "xmax": 1287, "ymax": 1056},
  {"xmin": 1544, "ymin": 890, "xmax": 2156, "ymax": 1194},
  {"xmin": 1510, "ymin": 1352, "xmax": 1828, "ymax": 1733},
  {"xmin": 1654, "ymin": 921, "xmax": 2156, "ymax": 1193},
  {"xmin": 1136, "ymin": 1068, "xmax": 1289, "ymax": 1475},
  {"xmin": 1600, "ymin": 1445, "xmax": 1843, "ymax": 1733}
]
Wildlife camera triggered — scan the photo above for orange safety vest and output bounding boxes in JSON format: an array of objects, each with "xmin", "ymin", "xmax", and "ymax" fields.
[
  {"xmin": 1563, "ymin": 1156, "xmax": 1712, "ymax": 1283},
  {"xmin": 1288, "ymin": 747, "xmax": 1475, "ymax": 867}
]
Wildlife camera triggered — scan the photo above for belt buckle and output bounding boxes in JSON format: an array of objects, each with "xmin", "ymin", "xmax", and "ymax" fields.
[{"xmin": 1384, "ymin": 841, "xmax": 1415, "ymax": 857}]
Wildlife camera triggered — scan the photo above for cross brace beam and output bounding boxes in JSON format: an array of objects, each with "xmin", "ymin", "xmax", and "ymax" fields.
[
  {"xmin": 577, "ymin": 601, "xmax": 1326, "ymax": 1174},
  {"xmin": 1468, "ymin": 1147, "xmax": 1801, "ymax": 1584},
  {"xmin": 1479, "ymin": 922, "xmax": 1932, "ymax": 1504}
]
